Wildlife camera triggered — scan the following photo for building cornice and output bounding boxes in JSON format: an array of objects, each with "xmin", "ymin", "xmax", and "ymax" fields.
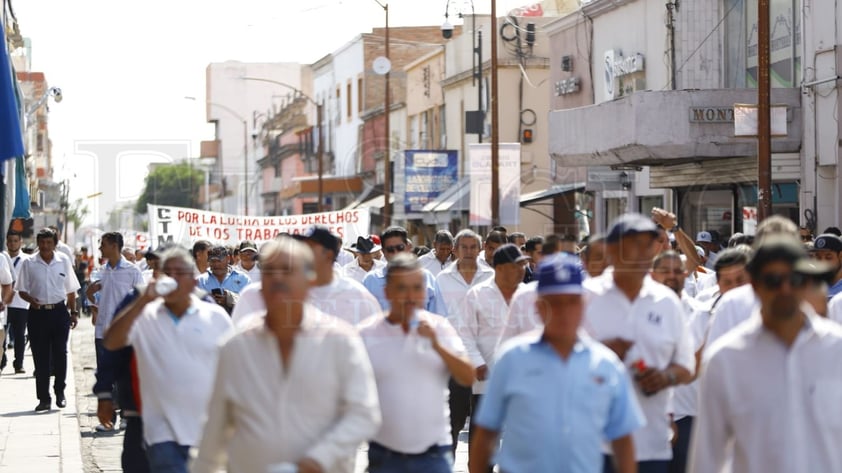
[{"xmin": 581, "ymin": 0, "xmax": 637, "ymax": 19}]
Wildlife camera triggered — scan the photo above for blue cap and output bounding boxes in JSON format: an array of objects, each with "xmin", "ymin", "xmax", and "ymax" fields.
[
  {"xmin": 536, "ymin": 253, "xmax": 584, "ymax": 295},
  {"xmin": 605, "ymin": 213, "xmax": 659, "ymax": 243}
]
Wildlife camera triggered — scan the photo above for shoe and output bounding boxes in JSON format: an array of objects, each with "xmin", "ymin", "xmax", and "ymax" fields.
[
  {"xmin": 95, "ymin": 423, "xmax": 114, "ymax": 432},
  {"xmin": 56, "ymin": 395, "xmax": 67, "ymax": 408},
  {"xmin": 14, "ymin": 368, "xmax": 24, "ymax": 374},
  {"xmin": 7, "ymin": 342, "xmax": 13, "ymax": 349},
  {"xmin": 35, "ymin": 402, "xmax": 50, "ymax": 412}
]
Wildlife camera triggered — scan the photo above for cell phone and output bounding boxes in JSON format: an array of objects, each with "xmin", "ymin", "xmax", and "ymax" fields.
[{"xmin": 211, "ymin": 288, "xmax": 223, "ymax": 296}]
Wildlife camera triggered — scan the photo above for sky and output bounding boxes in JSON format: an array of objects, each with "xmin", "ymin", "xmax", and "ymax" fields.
[{"xmin": 12, "ymin": 0, "xmax": 530, "ymax": 226}]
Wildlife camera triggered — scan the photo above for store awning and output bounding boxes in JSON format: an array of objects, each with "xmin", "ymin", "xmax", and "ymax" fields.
[
  {"xmin": 520, "ymin": 182, "xmax": 586, "ymax": 206},
  {"xmin": 355, "ymin": 194, "xmax": 395, "ymax": 215},
  {"xmin": 342, "ymin": 184, "xmax": 376, "ymax": 210},
  {"xmin": 421, "ymin": 177, "xmax": 471, "ymax": 213},
  {"xmin": 280, "ymin": 175, "xmax": 363, "ymax": 200}
]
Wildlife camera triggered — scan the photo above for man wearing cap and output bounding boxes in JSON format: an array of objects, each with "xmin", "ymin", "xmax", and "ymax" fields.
[
  {"xmin": 419, "ymin": 230, "xmax": 456, "ymax": 277},
  {"xmin": 343, "ymin": 236, "xmax": 385, "ymax": 284},
  {"xmin": 197, "ymin": 246, "xmax": 250, "ymax": 314},
  {"xmin": 470, "ymin": 253, "xmax": 645, "ymax": 473},
  {"xmin": 694, "ymin": 231, "xmax": 720, "ymax": 270},
  {"xmin": 234, "ymin": 241, "xmax": 261, "ymax": 283},
  {"xmin": 458, "ymin": 244, "xmax": 527, "ymax": 450},
  {"xmin": 811, "ymin": 233, "xmax": 842, "ymax": 299},
  {"xmin": 362, "ymin": 226, "xmax": 446, "ymax": 315},
  {"xmin": 584, "ymin": 214, "xmax": 694, "ymax": 473},
  {"xmin": 689, "ymin": 237, "xmax": 842, "ymax": 473}
]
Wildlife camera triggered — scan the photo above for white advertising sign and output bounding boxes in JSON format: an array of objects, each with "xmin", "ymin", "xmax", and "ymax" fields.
[{"xmin": 468, "ymin": 143, "xmax": 521, "ymax": 226}]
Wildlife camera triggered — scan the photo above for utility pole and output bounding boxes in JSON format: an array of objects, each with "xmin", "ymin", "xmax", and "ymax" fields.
[
  {"xmin": 383, "ymin": 2, "xmax": 392, "ymax": 227},
  {"xmin": 317, "ymin": 102, "xmax": 325, "ymax": 212},
  {"xmin": 757, "ymin": 0, "xmax": 772, "ymax": 221},
  {"xmin": 490, "ymin": 0, "xmax": 500, "ymax": 226}
]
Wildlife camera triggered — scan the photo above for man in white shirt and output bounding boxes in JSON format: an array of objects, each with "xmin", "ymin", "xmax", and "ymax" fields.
[
  {"xmin": 459, "ymin": 243, "xmax": 526, "ymax": 447},
  {"xmin": 583, "ymin": 214, "xmax": 694, "ymax": 473},
  {"xmin": 104, "ymin": 248, "xmax": 232, "ymax": 473},
  {"xmin": 16, "ymin": 228, "xmax": 80, "ymax": 411},
  {"xmin": 419, "ymin": 230, "xmax": 455, "ymax": 277},
  {"xmin": 435, "ymin": 229, "xmax": 495, "ymax": 451},
  {"xmin": 48, "ymin": 225, "xmax": 74, "ymax": 261},
  {"xmin": 358, "ymin": 254, "xmax": 475, "ymax": 473},
  {"xmin": 234, "ymin": 240, "xmax": 261, "ymax": 282},
  {"xmin": 695, "ymin": 231, "xmax": 719, "ymax": 270},
  {"xmin": 193, "ymin": 237, "xmax": 381, "ymax": 473},
  {"xmin": 4, "ymin": 231, "xmax": 31, "ymax": 374},
  {"xmin": 478, "ymin": 231, "xmax": 506, "ymax": 268},
  {"xmin": 689, "ymin": 236, "xmax": 842, "ymax": 473},
  {"xmin": 342, "ymin": 236, "xmax": 384, "ymax": 283}
]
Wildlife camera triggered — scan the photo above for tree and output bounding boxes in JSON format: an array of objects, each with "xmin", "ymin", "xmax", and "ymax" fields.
[{"xmin": 135, "ymin": 162, "xmax": 203, "ymax": 214}]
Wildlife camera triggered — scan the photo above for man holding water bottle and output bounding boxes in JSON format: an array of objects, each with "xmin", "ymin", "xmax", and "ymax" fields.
[{"xmin": 358, "ymin": 253, "xmax": 475, "ymax": 473}]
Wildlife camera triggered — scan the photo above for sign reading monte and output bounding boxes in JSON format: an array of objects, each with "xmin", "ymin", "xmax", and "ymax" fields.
[
  {"xmin": 404, "ymin": 150, "xmax": 458, "ymax": 214},
  {"xmin": 689, "ymin": 107, "xmax": 735, "ymax": 123},
  {"xmin": 148, "ymin": 204, "xmax": 371, "ymax": 248}
]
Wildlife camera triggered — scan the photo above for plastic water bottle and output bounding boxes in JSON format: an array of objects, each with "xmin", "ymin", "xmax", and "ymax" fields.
[{"xmin": 134, "ymin": 276, "xmax": 177, "ymax": 297}]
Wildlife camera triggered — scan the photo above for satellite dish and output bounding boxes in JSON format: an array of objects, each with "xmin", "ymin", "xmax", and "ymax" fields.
[{"xmin": 373, "ymin": 56, "xmax": 392, "ymax": 75}]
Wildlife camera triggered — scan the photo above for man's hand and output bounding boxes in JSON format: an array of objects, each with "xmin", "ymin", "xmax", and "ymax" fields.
[
  {"xmin": 602, "ymin": 338, "xmax": 634, "ymax": 360},
  {"xmin": 650, "ymin": 207, "xmax": 677, "ymax": 229},
  {"xmin": 476, "ymin": 364, "xmax": 489, "ymax": 381},
  {"xmin": 212, "ymin": 293, "xmax": 226, "ymax": 307},
  {"xmin": 90, "ymin": 306, "xmax": 98, "ymax": 326},
  {"xmin": 70, "ymin": 312, "xmax": 78, "ymax": 329},
  {"xmin": 636, "ymin": 368, "xmax": 671, "ymax": 395},
  {"xmin": 297, "ymin": 458, "xmax": 324, "ymax": 473},
  {"xmin": 97, "ymin": 399, "xmax": 114, "ymax": 430},
  {"xmin": 416, "ymin": 320, "xmax": 438, "ymax": 344}
]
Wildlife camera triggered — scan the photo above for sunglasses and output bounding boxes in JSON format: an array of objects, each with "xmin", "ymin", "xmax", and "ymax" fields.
[
  {"xmin": 758, "ymin": 272, "xmax": 806, "ymax": 289},
  {"xmin": 800, "ymin": 235, "xmax": 812, "ymax": 242},
  {"xmin": 383, "ymin": 244, "xmax": 406, "ymax": 254}
]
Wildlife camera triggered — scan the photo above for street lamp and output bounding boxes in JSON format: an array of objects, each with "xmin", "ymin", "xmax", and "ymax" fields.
[
  {"xmin": 240, "ymin": 76, "xmax": 326, "ymax": 212},
  {"xmin": 25, "ymin": 86, "xmax": 62, "ymax": 124},
  {"xmin": 374, "ymin": 0, "xmax": 391, "ymax": 227},
  {"xmin": 185, "ymin": 96, "xmax": 248, "ymax": 215}
]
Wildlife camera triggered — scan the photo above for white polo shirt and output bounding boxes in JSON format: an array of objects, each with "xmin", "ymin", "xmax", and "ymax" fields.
[
  {"xmin": 419, "ymin": 251, "xmax": 454, "ymax": 277},
  {"xmin": 436, "ymin": 261, "xmax": 494, "ymax": 324},
  {"xmin": 357, "ymin": 310, "xmax": 466, "ymax": 453},
  {"xmin": 95, "ymin": 256, "xmax": 144, "ymax": 339},
  {"xmin": 5, "ymin": 252, "xmax": 31, "ymax": 309},
  {"xmin": 231, "ymin": 276, "xmax": 382, "ymax": 327},
  {"xmin": 128, "ymin": 295, "xmax": 233, "ymax": 446},
  {"xmin": 0, "ymin": 254, "xmax": 13, "ymax": 325},
  {"xmin": 499, "ymin": 282, "xmax": 542, "ymax": 345},
  {"xmin": 342, "ymin": 258, "xmax": 384, "ymax": 284},
  {"xmin": 705, "ymin": 284, "xmax": 758, "ymax": 347},
  {"xmin": 583, "ymin": 273, "xmax": 694, "ymax": 461},
  {"xmin": 690, "ymin": 308, "xmax": 842, "ymax": 473},
  {"xmin": 673, "ymin": 299, "xmax": 714, "ymax": 420},
  {"xmin": 16, "ymin": 252, "xmax": 80, "ymax": 305},
  {"xmin": 461, "ymin": 278, "xmax": 521, "ymax": 394}
]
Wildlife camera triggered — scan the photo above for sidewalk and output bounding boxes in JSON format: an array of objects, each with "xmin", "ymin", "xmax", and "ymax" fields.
[{"xmin": 0, "ymin": 325, "xmax": 83, "ymax": 473}]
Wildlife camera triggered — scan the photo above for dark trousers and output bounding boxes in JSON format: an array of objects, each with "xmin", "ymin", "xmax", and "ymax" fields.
[
  {"xmin": 8, "ymin": 308, "xmax": 28, "ymax": 370},
  {"xmin": 28, "ymin": 306, "xmax": 70, "ymax": 402},
  {"xmin": 669, "ymin": 416, "xmax": 693, "ymax": 473},
  {"xmin": 448, "ymin": 378, "xmax": 472, "ymax": 453},
  {"xmin": 368, "ymin": 442, "xmax": 453, "ymax": 473},
  {"xmin": 94, "ymin": 338, "xmax": 120, "ymax": 413},
  {"xmin": 604, "ymin": 456, "xmax": 669, "ymax": 473},
  {"xmin": 146, "ymin": 441, "xmax": 190, "ymax": 473},
  {"xmin": 123, "ymin": 416, "xmax": 150, "ymax": 473}
]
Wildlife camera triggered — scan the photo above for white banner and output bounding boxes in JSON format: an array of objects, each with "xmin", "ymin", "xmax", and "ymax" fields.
[
  {"xmin": 468, "ymin": 143, "xmax": 521, "ymax": 226},
  {"xmin": 148, "ymin": 205, "xmax": 372, "ymax": 249}
]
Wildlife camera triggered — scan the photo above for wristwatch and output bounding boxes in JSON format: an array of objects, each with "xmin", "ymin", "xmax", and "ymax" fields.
[
  {"xmin": 70, "ymin": 310, "xmax": 80, "ymax": 316},
  {"xmin": 666, "ymin": 370, "xmax": 677, "ymax": 386}
]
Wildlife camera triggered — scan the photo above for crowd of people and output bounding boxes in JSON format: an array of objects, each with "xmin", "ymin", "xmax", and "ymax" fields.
[{"xmin": 3, "ymin": 210, "xmax": 842, "ymax": 473}]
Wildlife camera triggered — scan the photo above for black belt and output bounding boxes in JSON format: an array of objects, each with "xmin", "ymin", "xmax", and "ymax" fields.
[
  {"xmin": 32, "ymin": 302, "xmax": 65, "ymax": 310},
  {"xmin": 369, "ymin": 442, "xmax": 448, "ymax": 458}
]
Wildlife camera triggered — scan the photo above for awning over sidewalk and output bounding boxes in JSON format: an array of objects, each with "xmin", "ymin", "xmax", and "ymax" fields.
[
  {"xmin": 520, "ymin": 182, "xmax": 586, "ymax": 206},
  {"xmin": 420, "ymin": 177, "xmax": 470, "ymax": 225}
]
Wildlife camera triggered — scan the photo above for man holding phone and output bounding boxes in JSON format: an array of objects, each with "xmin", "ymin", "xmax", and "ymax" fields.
[{"xmin": 197, "ymin": 246, "xmax": 250, "ymax": 314}]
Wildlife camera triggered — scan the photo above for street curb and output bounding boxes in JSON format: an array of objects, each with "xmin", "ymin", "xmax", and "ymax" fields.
[{"xmin": 60, "ymin": 330, "xmax": 84, "ymax": 473}]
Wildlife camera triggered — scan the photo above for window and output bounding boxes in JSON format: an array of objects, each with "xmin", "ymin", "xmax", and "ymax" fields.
[
  {"xmin": 335, "ymin": 86, "xmax": 341, "ymax": 124},
  {"xmin": 358, "ymin": 78, "xmax": 363, "ymax": 114},
  {"xmin": 347, "ymin": 82, "xmax": 352, "ymax": 120}
]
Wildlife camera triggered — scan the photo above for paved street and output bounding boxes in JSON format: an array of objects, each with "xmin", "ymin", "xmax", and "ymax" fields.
[{"xmin": 0, "ymin": 315, "xmax": 469, "ymax": 472}]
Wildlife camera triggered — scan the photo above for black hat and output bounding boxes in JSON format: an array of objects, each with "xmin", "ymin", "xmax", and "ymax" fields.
[
  {"xmin": 813, "ymin": 234, "xmax": 842, "ymax": 253},
  {"xmin": 349, "ymin": 236, "xmax": 381, "ymax": 255},
  {"xmin": 492, "ymin": 243, "xmax": 530, "ymax": 267},
  {"xmin": 294, "ymin": 226, "xmax": 341, "ymax": 255},
  {"xmin": 747, "ymin": 236, "xmax": 834, "ymax": 277},
  {"xmin": 606, "ymin": 213, "xmax": 659, "ymax": 243},
  {"xmin": 238, "ymin": 240, "xmax": 258, "ymax": 253}
]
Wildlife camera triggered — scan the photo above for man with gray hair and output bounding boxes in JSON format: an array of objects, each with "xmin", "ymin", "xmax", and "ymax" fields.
[
  {"xmin": 193, "ymin": 237, "xmax": 381, "ymax": 473},
  {"xmin": 419, "ymin": 230, "xmax": 455, "ymax": 277},
  {"xmin": 104, "ymin": 247, "xmax": 232, "ymax": 473}
]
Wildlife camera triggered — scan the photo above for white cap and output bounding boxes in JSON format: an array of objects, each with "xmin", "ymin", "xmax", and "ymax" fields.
[{"xmin": 695, "ymin": 231, "xmax": 713, "ymax": 243}]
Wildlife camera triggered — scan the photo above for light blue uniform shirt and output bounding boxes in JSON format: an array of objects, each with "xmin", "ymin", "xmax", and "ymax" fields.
[
  {"xmin": 828, "ymin": 278, "xmax": 842, "ymax": 300},
  {"xmin": 362, "ymin": 265, "xmax": 447, "ymax": 316},
  {"xmin": 197, "ymin": 268, "xmax": 251, "ymax": 295},
  {"xmin": 474, "ymin": 334, "xmax": 645, "ymax": 473}
]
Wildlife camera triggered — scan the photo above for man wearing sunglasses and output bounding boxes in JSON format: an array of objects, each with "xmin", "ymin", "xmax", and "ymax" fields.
[
  {"xmin": 197, "ymin": 246, "xmax": 250, "ymax": 314},
  {"xmin": 689, "ymin": 236, "xmax": 842, "ymax": 473},
  {"xmin": 362, "ymin": 226, "xmax": 446, "ymax": 315}
]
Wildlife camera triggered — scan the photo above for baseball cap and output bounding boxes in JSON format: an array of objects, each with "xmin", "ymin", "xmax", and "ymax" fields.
[
  {"xmin": 813, "ymin": 234, "xmax": 842, "ymax": 253},
  {"xmin": 747, "ymin": 236, "xmax": 834, "ymax": 277},
  {"xmin": 238, "ymin": 241, "xmax": 258, "ymax": 253},
  {"xmin": 536, "ymin": 253, "xmax": 584, "ymax": 295},
  {"xmin": 605, "ymin": 213, "xmax": 659, "ymax": 244},
  {"xmin": 492, "ymin": 243, "xmax": 530, "ymax": 267},
  {"xmin": 294, "ymin": 226, "xmax": 341, "ymax": 255},
  {"xmin": 696, "ymin": 231, "xmax": 713, "ymax": 243}
]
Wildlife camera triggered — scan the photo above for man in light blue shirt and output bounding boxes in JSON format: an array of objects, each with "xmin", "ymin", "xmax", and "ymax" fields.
[
  {"xmin": 197, "ymin": 246, "xmax": 250, "ymax": 314},
  {"xmin": 811, "ymin": 234, "xmax": 842, "ymax": 299},
  {"xmin": 471, "ymin": 254, "xmax": 644, "ymax": 473},
  {"xmin": 362, "ymin": 226, "xmax": 446, "ymax": 315}
]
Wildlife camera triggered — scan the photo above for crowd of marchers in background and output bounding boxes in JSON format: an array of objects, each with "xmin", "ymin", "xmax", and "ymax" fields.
[{"xmin": 4, "ymin": 211, "xmax": 842, "ymax": 473}]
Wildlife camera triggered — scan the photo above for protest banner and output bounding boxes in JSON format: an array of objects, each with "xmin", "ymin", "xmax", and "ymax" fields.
[{"xmin": 148, "ymin": 205, "xmax": 371, "ymax": 248}]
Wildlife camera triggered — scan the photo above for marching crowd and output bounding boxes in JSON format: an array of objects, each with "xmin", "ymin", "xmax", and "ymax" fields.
[{"xmin": 3, "ymin": 209, "xmax": 842, "ymax": 473}]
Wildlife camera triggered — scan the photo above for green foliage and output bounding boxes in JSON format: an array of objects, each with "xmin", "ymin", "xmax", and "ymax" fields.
[{"xmin": 135, "ymin": 162, "xmax": 203, "ymax": 214}]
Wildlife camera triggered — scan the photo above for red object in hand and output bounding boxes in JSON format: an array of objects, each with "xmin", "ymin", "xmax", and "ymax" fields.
[{"xmin": 633, "ymin": 359, "xmax": 647, "ymax": 374}]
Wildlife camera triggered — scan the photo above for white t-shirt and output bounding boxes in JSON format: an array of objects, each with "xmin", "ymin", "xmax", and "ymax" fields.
[
  {"xmin": 128, "ymin": 296, "xmax": 233, "ymax": 446},
  {"xmin": 827, "ymin": 292, "xmax": 842, "ymax": 324},
  {"xmin": 5, "ymin": 252, "xmax": 31, "ymax": 310},
  {"xmin": 705, "ymin": 284, "xmax": 758, "ymax": 347},
  {"xmin": 673, "ymin": 298, "xmax": 714, "ymax": 420},
  {"xmin": 583, "ymin": 274, "xmax": 695, "ymax": 461},
  {"xmin": 341, "ymin": 258, "xmax": 385, "ymax": 284},
  {"xmin": 418, "ymin": 251, "xmax": 454, "ymax": 278},
  {"xmin": 499, "ymin": 282, "xmax": 542, "ymax": 345},
  {"xmin": 357, "ymin": 310, "xmax": 466, "ymax": 454}
]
